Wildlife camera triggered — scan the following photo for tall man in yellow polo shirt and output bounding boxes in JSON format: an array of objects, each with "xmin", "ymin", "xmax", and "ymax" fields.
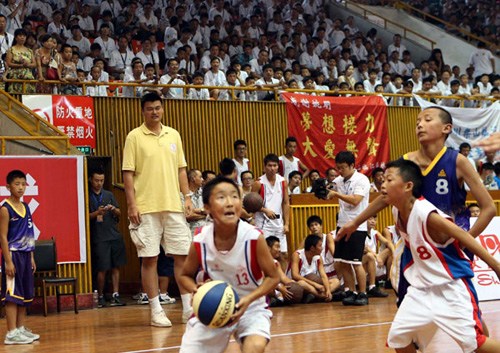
[{"xmin": 122, "ymin": 92, "xmax": 193, "ymax": 327}]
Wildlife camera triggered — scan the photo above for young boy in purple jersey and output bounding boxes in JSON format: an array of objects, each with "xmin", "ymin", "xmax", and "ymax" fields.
[
  {"xmin": 382, "ymin": 159, "xmax": 500, "ymax": 353},
  {"xmin": 0, "ymin": 170, "xmax": 39, "ymax": 345}
]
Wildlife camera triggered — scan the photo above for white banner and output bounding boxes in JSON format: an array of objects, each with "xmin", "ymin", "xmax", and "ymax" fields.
[
  {"xmin": 415, "ymin": 96, "xmax": 500, "ymax": 162},
  {"xmin": 471, "ymin": 217, "xmax": 500, "ymax": 301}
]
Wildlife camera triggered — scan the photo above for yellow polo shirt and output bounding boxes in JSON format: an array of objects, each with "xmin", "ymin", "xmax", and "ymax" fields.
[{"xmin": 122, "ymin": 124, "xmax": 187, "ymax": 214}]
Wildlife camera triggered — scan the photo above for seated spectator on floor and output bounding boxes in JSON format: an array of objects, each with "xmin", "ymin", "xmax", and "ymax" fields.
[
  {"xmin": 362, "ymin": 215, "xmax": 390, "ymax": 298},
  {"xmin": 288, "ymin": 234, "xmax": 339, "ymax": 302},
  {"xmin": 304, "ymin": 169, "xmax": 320, "ymax": 193}
]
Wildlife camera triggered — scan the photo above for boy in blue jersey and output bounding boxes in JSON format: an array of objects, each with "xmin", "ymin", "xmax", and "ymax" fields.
[
  {"xmin": 382, "ymin": 159, "xmax": 500, "ymax": 353},
  {"xmin": 0, "ymin": 170, "xmax": 39, "ymax": 345}
]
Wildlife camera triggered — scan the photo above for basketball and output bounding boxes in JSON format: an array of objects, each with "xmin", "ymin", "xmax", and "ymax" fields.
[
  {"xmin": 243, "ymin": 192, "xmax": 264, "ymax": 213},
  {"xmin": 285, "ymin": 282, "xmax": 304, "ymax": 304},
  {"xmin": 192, "ymin": 280, "xmax": 240, "ymax": 328},
  {"xmin": 304, "ymin": 273, "xmax": 322, "ymax": 284}
]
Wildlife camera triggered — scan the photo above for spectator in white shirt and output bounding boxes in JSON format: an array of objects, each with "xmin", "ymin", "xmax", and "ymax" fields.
[
  {"xmin": 204, "ymin": 57, "xmax": 227, "ymax": 100},
  {"xmin": 86, "ymin": 66, "xmax": 108, "ymax": 97},
  {"xmin": 78, "ymin": 4, "xmax": 95, "ymax": 35},
  {"xmin": 136, "ymin": 38, "xmax": 160, "ymax": 77},
  {"xmin": 67, "ymin": 25, "xmax": 91, "ymax": 57},
  {"xmin": 249, "ymin": 49, "xmax": 269, "ymax": 79},
  {"xmin": 255, "ymin": 64, "xmax": 283, "ymax": 100},
  {"xmin": 160, "ymin": 58, "xmax": 186, "ymax": 99},
  {"xmin": 363, "ymin": 69, "xmax": 380, "ymax": 93},
  {"xmin": 187, "ymin": 71, "xmax": 210, "ymax": 100},
  {"xmin": 387, "ymin": 34, "xmax": 406, "ymax": 59},
  {"xmin": 199, "ymin": 43, "xmax": 225, "ymax": 72},
  {"xmin": 477, "ymin": 73, "xmax": 493, "ymax": 94},
  {"xmin": 47, "ymin": 10, "xmax": 71, "ymax": 40},
  {"xmin": 388, "ymin": 50, "xmax": 407, "ymax": 76},
  {"xmin": 351, "ymin": 36, "xmax": 368, "ymax": 62},
  {"xmin": 94, "ymin": 24, "xmax": 116, "ymax": 60},
  {"xmin": 409, "ymin": 67, "xmax": 422, "ymax": 93},
  {"xmin": 100, "ymin": 0, "xmax": 122, "ymax": 17},
  {"xmin": 299, "ymin": 40, "xmax": 321, "ymax": 71},
  {"xmin": 436, "ymin": 70, "xmax": 452, "ymax": 94}
]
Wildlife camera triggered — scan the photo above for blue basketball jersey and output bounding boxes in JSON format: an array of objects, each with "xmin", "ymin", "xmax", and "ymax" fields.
[
  {"xmin": 2, "ymin": 200, "xmax": 35, "ymax": 252},
  {"xmin": 404, "ymin": 147, "xmax": 469, "ymax": 231}
]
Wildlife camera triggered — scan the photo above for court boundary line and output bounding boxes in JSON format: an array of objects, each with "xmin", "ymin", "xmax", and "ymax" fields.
[{"xmin": 120, "ymin": 321, "xmax": 393, "ymax": 353}]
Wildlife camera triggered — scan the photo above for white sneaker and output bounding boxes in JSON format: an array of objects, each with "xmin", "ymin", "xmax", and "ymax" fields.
[
  {"xmin": 4, "ymin": 328, "xmax": 34, "ymax": 345},
  {"xmin": 182, "ymin": 308, "xmax": 193, "ymax": 324},
  {"xmin": 159, "ymin": 294, "xmax": 176, "ymax": 305},
  {"xmin": 151, "ymin": 310, "xmax": 172, "ymax": 327},
  {"xmin": 18, "ymin": 327, "xmax": 40, "ymax": 341}
]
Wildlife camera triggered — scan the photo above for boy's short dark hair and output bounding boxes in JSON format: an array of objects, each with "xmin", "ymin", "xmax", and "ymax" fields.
[
  {"xmin": 309, "ymin": 169, "xmax": 320, "ymax": 177},
  {"xmin": 7, "ymin": 170, "xmax": 26, "ymax": 184},
  {"xmin": 89, "ymin": 166, "xmax": 105, "ymax": 178},
  {"xmin": 241, "ymin": 170, "xmax": 254, "ymax": 180},
  {"xmin": 263, "ymin": 153, "xmax": 279, "ymax": 165},
  {"xmin": 371, "ymin": 167, "xmax": 384, "ymax": 177},
  {"xmin": 266, "ymin": 235, "xmax": 280, "ymax": 247},
  {"xmin": 482, "ymin": 162, "xmax": 494, "ymax": 171},
  {"xmin": 385, "ymin": 159, "xmax": 423, "ymax": 198},
  {"xmin": 192, "ymin": 71, "xmax": 204, "ymax": 80},
  {"xmin": 307, "ymin": 215, "xmax": 323, "ymax": 228},
  {"xmin": 141, "ymin": 91, "xmax": 162, "ymax": 109},
  {"xmin": 288, "ymin": 170, "xmax": 302, "ymax": 181},
  {"xmin": 423, "ymin": 106, "xmax": 452, "ymax": 125},
  {"xmin": 219, "ymin": 158, "xmax": 236, "ymax": 176},
  {"xmin": 459, "ymin": 142, "xmax": 471, "ymax": 151},
  {"xmin": 285, "ymin": 136, "xmax": 297, "ymax": 145},
  {"xmin": 335, "ymin": 151, "xmax": 355, "ymax": 165},
  {"xmin": 202, "ymin": 176, "xmax": 240, "ymax": 205},
  {"xmin": 202, "ymin": 170, "xmax": 216, "ymax": 180},
  {"xmin": 234, "ymin": 139, "xmax": 247, "ymax": 150},
  {"xmin": 304, "ymin": 234, "xmax": 322, "ymax": 251},
  {"xmin": 467, "ymin": 203, "xmax": 480, "ymax": 210}
]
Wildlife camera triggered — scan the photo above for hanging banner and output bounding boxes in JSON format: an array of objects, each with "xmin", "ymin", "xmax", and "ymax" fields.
[
  {"xmin": 415, "ymin": 96, "xmax": 500, "ymax": 162},
  {"xmin": 0, "ymin": 156, "xmax": 87, "ymax": 263},
  {"xmin": 22, "ymin": 95, "xmax": 96, "ymax": 149},
  {"xmin": 282, "ymin": 93, "xmax": 390, "ymax": 175},
  {"xmin": 471, "ymin": 217, "xmax": 500, "ymax": 301}
]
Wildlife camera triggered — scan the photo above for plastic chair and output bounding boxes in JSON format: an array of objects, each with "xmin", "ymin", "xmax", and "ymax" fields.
[{"xmin": 34, "ymin": 238, "xmax": 78, "ymax": 317}]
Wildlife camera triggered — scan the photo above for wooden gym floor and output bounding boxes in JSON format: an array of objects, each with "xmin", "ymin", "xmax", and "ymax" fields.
[{"xmin": 2, "ymin": 293, "xmax": 499, "ymax": 353}]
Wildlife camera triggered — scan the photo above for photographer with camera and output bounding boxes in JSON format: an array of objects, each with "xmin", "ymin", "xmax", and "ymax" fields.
[
  {"xmin": 89, "ymin": 168, "xmax": 127, "ymax": 308},
  {"xmin": 311, "ymin": 151, "xmax": 370, "ymax": 306}
]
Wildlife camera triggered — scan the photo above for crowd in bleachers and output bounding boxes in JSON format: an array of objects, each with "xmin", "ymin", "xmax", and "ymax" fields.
[
  {"xmin": 0, "ymin": 0, "xmax": 498, "ymax": 106},
  {"xmin": 402, "ymin": 0, "xmax": 499, "ymax": 55}
]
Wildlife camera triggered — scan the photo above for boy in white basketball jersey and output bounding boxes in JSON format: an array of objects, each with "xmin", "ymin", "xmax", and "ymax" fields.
[
  {"xmin": 383, "ymin": 159, "xmax": 500, "ymax": 353},
  {"xmin": 179, "ymin": 177, "xmax": 279, "ymax": 353},
  {"xmin": 252, "ymin": 154, "xmax": 290, "ymax": 271},
  {"xmin": 279, "ymin": 136, "xmax": 310, "ymax": 180}
]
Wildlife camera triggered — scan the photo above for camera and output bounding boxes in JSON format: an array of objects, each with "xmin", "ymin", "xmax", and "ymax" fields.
[{"xmin": 311, "ymin": 178, "xmax": 330, "ymax": 200}]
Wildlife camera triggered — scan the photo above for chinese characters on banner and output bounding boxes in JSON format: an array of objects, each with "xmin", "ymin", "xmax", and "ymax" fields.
[
  {"xmin": 281, "ymin": 93, "xmax": 390, "ymax": 175},
  {"xmin": 0, "ymin": 156, "xmax": 87, "ymax": 263},
  {"xmin": 471, "ymin": 217, "xmax": 500, "ymax": 301},
  {"xmin": 22, "ymin": 95, "xmax": 96, "ymax": 148}
]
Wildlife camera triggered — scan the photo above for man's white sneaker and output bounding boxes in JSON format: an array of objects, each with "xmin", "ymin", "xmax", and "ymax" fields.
[
  {"xmin": 182, "ymin": 308, "xmax": 193, "ymax": 324},
  {"xmin": 159, "ymin": 294, "xmax": 176, "ymax": 305},
  {"xmin": 4, "ymin": 328, "xmax": 34, "ymax": 345},
  {"xmin": 19, "ymin": 327, "xmax": 40, "ymax": 341},
  {"xmin": 151, "ymin": 310, "xmax": 172, "ymax": 327}
]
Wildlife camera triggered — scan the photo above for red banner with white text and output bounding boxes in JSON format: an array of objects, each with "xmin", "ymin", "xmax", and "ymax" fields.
[
  {"xmin": 22, "ymin": 95, "xmax": 96, "ymax": 148},
  {"xmin": 0, "ymin": 156, "xmax": 87, "ymax": 263},
  {"xmin": 282, "ymin": 93, "xmax": 390, "ymax": 175}
]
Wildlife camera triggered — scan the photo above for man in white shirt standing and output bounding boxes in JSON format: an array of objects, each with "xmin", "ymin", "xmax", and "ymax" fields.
[
  {"xmin": 469, "ymin": 41, "xmax": 495, "ymax": 81},
  {"xmin": 326, "ymin": 151, "xmax": 370, "ymax": 306}
]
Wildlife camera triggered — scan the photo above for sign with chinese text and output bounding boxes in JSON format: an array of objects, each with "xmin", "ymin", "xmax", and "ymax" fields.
[
  {"xmin": 282, "ymin": 93, "xmax": 390, "ymax": 175},
  {"xmin": 22, "ymin": 95, "xmax": 96, "ymax": 149},
  {"xmin": 0, "ymin": 156, "xmax": 87, "ymax": 263},
  {"xmin": 471, "ymin": 217, "xmax": 500, "ymax": 301}
]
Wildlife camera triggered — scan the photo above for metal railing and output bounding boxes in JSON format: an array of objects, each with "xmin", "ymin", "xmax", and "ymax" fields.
[
  {"xmin": 3, "ymin": 78, "xmax": 498, "ymax": 106},
  {"xmin": 339, "ymin": 1, "xmax": 436, "ymax": 50},
  {"xmin": 0, "ymin": 136, "xmax": 72, "ymax": 155}
]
